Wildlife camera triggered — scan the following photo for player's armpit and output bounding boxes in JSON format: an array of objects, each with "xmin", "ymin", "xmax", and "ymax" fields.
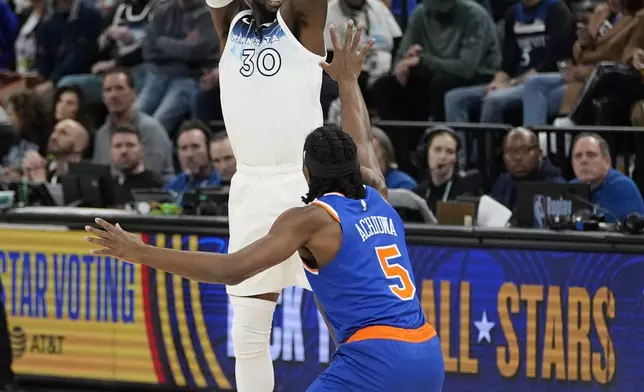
[{"xmin": 281, "ymin": 0, "xmax": 327, "ymax": 56}]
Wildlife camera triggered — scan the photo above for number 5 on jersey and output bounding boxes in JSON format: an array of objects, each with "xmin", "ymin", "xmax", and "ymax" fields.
[
  {"xmin": 376, "ymin": 245, "xmax": 416, "ymax": 301},
  {"xmin": 239, "ymin": 48, "xmax": 282, "ymax": 77}
]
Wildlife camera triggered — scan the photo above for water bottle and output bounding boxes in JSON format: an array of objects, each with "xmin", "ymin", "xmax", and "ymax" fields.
[{"xmin": 18, "ymin": 168, "xmax": 29, "ymax": 207}]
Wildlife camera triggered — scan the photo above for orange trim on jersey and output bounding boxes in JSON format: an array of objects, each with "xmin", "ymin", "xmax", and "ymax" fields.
[
  {"xmin": 302, "ymin": 261, "xmax": 319, "ymax": 275},
  {"xmin": 346, "ymin": 323, "xmax": 437, "ymax": 344},
  {"xmin": 323, "ymin": 192, "xmax": 345, "ymax": 197},
  {"xmin": 311, "ymin": 200, "xmax": 340, "ymax": 222}
]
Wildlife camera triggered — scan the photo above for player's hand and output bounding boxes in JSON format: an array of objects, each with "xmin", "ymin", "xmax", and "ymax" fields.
[
  {"xmin": 85, "ymin": 218, "xmax": 146, "ymax": 262},
  {"xmin": 320, "ymin": 20, "xmax": 375, "ymax": 82}
]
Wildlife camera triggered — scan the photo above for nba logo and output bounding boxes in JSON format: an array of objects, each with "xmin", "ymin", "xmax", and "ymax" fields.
[{"xmin": 533, "ymin": 194, "xmax": 547, "ymax": 228}]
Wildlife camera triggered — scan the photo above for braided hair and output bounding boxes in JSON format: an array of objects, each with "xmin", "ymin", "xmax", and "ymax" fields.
[{"xmin": 302, "ymin": 125, "xmax": 365, "ymax": 204}]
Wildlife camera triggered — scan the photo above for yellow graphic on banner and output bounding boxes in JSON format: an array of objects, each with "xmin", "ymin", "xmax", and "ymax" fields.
[{"xmin": 0, "ymin": 229, "xmax": 155, "ymax": 382}]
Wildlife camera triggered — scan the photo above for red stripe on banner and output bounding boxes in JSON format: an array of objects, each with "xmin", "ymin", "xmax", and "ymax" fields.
[{"xmin": 141, "ymin": 233, "xmax": 166, "ymax": 383}]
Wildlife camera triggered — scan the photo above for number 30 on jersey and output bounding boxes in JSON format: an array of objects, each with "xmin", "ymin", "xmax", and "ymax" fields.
[
  {"xmin": 376, "ymin": 244, "xmax": 416, "ymax": 301},
  {"xmin": 239, "ymin": 48, "xmax": 282, "ymax": 77}
]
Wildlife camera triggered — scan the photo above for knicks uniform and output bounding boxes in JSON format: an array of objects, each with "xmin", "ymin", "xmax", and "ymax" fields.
[
  {"xmin": 218, "ymin": 10, "xmax": 325, "ymax": 295},
  {"xmin": 304, "ymin": 186, "xmax": 445, "ymax": 392}
]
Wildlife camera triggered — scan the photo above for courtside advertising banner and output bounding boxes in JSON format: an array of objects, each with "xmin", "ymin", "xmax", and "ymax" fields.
[{"xmin": 1, "ymin": 229, "xmax": 643, "ymax": 391}]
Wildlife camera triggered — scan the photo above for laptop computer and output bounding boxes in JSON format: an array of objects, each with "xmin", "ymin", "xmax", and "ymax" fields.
[{"xmin": 515, "ymin": 182, "xmax": 591, "ymax": 228}]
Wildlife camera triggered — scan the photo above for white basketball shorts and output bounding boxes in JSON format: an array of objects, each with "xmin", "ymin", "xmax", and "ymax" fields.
[{"xmin": 226, "ymin": 162, "xmax": 312, "ymax": 296}]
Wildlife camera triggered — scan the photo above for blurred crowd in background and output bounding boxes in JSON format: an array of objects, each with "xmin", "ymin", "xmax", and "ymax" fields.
[{"xmin": 0, "ymin": 0, "xmax": 643, "ymax": 220}]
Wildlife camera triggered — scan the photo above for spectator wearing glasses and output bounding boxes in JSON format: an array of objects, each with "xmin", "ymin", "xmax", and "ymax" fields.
[{"xmin": 491, "ymin": 127, "xmax": 564, "ymax": 212}]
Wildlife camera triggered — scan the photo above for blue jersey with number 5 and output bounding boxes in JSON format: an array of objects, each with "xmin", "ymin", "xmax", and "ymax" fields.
[{"xmin": 304, "ymin": 186, "xmax": 427, "ymax": 344}]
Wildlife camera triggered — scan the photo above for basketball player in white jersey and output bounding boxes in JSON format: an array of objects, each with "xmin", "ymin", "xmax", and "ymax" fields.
[{"xmin": 204, "ymin": 0, "xmax": 327, "ymax": 390}]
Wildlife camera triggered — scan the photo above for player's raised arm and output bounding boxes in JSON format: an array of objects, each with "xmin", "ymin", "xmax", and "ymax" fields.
[
  {"xmin": 321, "ymin": 22, "xmax": 387, "ymax": 196},
  {"xmin": 84, "ymin": 211, "xmax": 325, "ymax": 285},
  {"xmin": 206, "ymin": 0, "xmax": 244, "ymax": 51}
]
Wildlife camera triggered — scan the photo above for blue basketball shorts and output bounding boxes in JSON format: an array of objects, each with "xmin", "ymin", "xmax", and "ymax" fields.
[{"xmin": 307, "ymin": 335, "xmax": 444, "ymax": 392}]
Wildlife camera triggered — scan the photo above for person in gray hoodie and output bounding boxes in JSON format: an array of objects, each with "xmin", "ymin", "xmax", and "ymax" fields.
[{"xmin": 136, "ymin": 0, "xmax": 219, "ymax": 132}]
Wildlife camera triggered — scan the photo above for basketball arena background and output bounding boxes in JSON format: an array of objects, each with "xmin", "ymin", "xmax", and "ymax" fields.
[{"xmin": 1, "ymin": 228, "xmax": 644, "ymax": 391}]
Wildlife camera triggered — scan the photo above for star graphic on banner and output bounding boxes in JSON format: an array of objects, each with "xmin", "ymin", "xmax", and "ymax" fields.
[{"xmin": 474, "ymin": 311, "xmax": 495, "ymax": 344}]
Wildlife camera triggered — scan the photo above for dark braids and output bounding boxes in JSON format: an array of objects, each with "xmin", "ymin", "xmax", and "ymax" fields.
[{"xmin": 302, "ymin": 125, "xmax": 365, "ymax": 204}]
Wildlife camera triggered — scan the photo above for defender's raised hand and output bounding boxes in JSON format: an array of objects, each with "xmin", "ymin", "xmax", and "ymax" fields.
[
  {"xmin": 320, "ymin": 20, "xmax": 375, "ymax": 82},
  {"xmin": 85, "ymin": 218, "xmax": 146, "ymax": 262}
]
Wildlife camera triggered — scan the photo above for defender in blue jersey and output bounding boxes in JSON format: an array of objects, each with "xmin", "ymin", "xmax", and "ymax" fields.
[{"xmin": 84, "ymin": 22, "xmax": 445, "ymax": 392}]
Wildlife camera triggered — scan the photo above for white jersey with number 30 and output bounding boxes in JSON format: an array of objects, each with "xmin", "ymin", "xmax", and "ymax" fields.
[{"xmin": 219, "ymin": 9, "xmax": 325, "ymax": 167}]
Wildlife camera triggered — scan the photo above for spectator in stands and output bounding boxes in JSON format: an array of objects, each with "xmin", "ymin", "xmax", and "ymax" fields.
[
  {"xmin": 631, "ymin": 54, "xmax": 644, "ymax": 196},
  {"xmin": 165, "ymin": 120, "xmax": 221, "ymax": 193},
  {"xmin": 444, "ymin": 0, "xmax": 573, "ymax": 124},
  {"xmin": 110, "ymin": 123, "xmax": 165, "ymax": 205},
  {"xmin": 413, "ymin": 127, "xmax": 482, "ymax": 212},
  {"xmin": 1, "ymin": 90, "xmax": 49, "ymax": 178},
  {"xmin": 325, "ymin": 0, "xmax": 402, "ymax": 99},
  {"xmin": 570, "ymin": 132, "xmax": 644, "ymax": 223},
  {"xmin": 22, "ymin": 118, "xmax": 89, "ymax": 184},
  {"xmin": 137, "ymin": 0, "xmax": 218, "ymax": 132},
  {"xmin": 560, "ymin": 10, "xmax": 644, "ymax": 127},
  {"xmin": 12, "ymin": 0, "xmax": 47, "ymax": 75},
  {"xmin": 92, "ymin": 68, "xmax": 174, "ymax": 177},
  {"xmin": 491, "ymin": 127, "xmax": 564, "ymax": 212},
  {"xmin": 210, "ymin": 130, "xmax": 236, "ymax": 186},
  {"xmin": 191, "ymin": 67, "xmax": 223, "ymax": 125},
  {"xmin": 0, "ymin": 0, "xmax": 46, "ymax": 104},
  {"xmin": 371, "ymin": 126, "xmax": 416, "ymax": 190},
  {"xmin": 57, "ymin": 0, "xmax": 156, "ymax": 102},
  {"xmin": 373, "ymin": 0, "xmax": 501, "ymax": 122},
  {"xmin": 33, "ymin": 0, "xmax": 103, "ymax": 95},
  {"xmin": 0, "ymin": 2, "xmax": 19, "ymax": 71},
  {"xmin": 53, "ymin": 85, "xmax": 93, "ymax": 131},
  {"xmin": 522, "ymin": 0, "xmax": 641, "ymax": 126}
]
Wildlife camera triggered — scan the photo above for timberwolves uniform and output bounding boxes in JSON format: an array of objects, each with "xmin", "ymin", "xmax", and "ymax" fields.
[
  {"xmin": 218, "ymin": 10, "xmax": 324, "ymax": 295},
  {"xmin": 513, "ymin": 0, "xmax": 558, "ymax": 73},
  {"xmin": 304, "ymin": 187, "xmax": 445, "ymax": 392}
]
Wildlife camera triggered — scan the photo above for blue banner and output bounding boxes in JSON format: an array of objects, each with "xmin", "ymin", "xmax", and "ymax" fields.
[
  {"xmin": 5, "ymin": 230, "xmax": 644, "ymax": 391},
  {"xmin": 143, "ymin": 235, "xmax": 644, "ymax": 391}
]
